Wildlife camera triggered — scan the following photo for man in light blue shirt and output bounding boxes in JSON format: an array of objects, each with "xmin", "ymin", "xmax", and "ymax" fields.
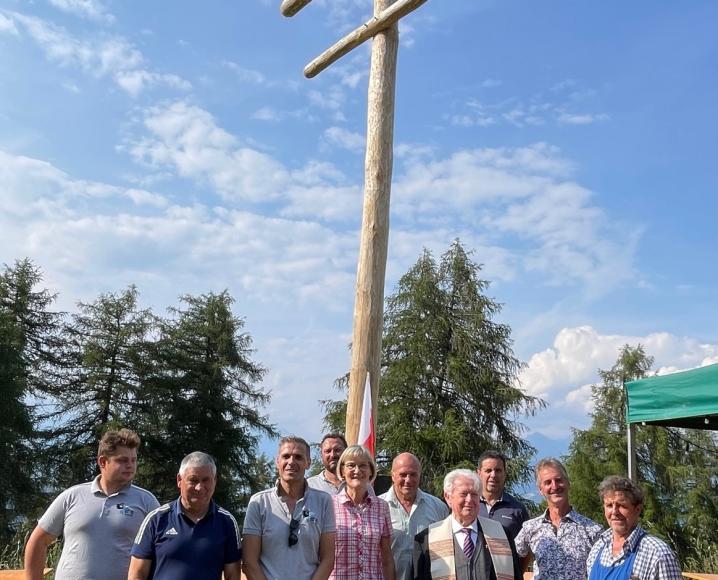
[{"xmin": 379, "ymin": 453, "xmax": 449, "ymax": 580}]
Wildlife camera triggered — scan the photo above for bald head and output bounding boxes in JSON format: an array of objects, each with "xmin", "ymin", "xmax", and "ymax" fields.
[{"xmin": 391, "ymin": 453, "xmax": 422, "ymax": 502}]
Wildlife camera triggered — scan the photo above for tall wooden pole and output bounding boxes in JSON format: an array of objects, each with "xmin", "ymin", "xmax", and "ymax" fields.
[{"xmin": 344, "ymin": 0, "xmax": 399, "ymax": 445}]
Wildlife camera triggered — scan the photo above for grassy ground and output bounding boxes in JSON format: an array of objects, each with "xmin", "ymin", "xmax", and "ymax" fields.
[
  {"xmin": 685, "ymin": 537, "xmax": 718, "ymax": 573},
  {"xmin": 0, "ymin": 524, "xmax": 61, "ymax": 572}
]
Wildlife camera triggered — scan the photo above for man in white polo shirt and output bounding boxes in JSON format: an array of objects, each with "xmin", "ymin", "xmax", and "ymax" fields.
[
  {"xmin": 242, "ymin": 435, "xmax": 335, "ymax": 580},
  {"xmin": 23, "ymin": 428, "xmax": 159, "ymax": 580},
  {"xmin": 379, "ymin": 452, "xmax": 448, "ymax": 580}
]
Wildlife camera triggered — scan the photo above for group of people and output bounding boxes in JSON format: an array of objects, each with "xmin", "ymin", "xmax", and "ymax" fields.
[{"xmin": 23, "ymin": 428, "xmax": 683, "ymax": 580}]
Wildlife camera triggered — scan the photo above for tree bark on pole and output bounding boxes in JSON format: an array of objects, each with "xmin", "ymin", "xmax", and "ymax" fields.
[{"xmin": 345, "ymin": 0, "xmax": 399, "ymax": 447}]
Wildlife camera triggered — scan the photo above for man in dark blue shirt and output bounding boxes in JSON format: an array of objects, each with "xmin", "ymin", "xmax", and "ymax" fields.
[
  {"xmin": 128, "ymin": 451, "xmax": 241, "ymax": 580},
  {"xmin": 476, "ymin": 450, "xmax": 529, "ymax": 580}
]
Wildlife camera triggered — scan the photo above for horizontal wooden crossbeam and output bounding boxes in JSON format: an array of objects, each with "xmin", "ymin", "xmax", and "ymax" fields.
[
  {"xmin": 304, "ymin": 0, "xmax": 428, "ymax": 78},
  {"xmin": 280, "ymin": 0, "xmax": 312, "ymax": 17}
]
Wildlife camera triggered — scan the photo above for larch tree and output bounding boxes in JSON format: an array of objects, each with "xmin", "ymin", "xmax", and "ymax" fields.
[
  {"xmin": 325, "ymin": 241, "xmax": 544, "ymax": 494},
  {"xmin": 0, "ymin": 259, "xmax": 63, "ymax": 541},
  {"xmin": 138, "ymin": 291, "xmax": 276, "ymax": 510},
  {"xmin": 40, "ymin": 286, "xmax": 154, "ymax": 486},
  {"xmin": 565, "ymin": 344, "xmax": 718, "ymax": 564}
]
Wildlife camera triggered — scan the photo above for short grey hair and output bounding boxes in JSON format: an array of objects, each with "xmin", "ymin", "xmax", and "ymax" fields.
[
  {"xmin": 443, "ymin": 469, "xmax": 481, "ymax": 495},
  {"xmin": 179, "ymin": 451, "xmax": 217, "ymax": 476},
  {"xmin": 535, "ymin": 457, "xmax": 569, "ymax": 486},
  {"xmin": 598, "ymin": 475, "xmax": 645, "ymax": 506}
]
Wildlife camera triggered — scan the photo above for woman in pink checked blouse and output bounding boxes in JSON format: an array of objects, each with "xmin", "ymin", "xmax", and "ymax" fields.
[{"xmin": 329, "ymin": 445, "xmax": 396, "ymax": 580}]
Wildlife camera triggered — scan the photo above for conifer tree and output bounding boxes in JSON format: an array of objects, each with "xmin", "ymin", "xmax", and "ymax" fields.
[
  {"xmin": 0, "ymin": 259, "xmax": 62, "ymax": 541},
  {"xmin": 565, "ymin": 344, "xmax": 718, "ymax": 563},
  {"xmin": 138, "ymin": 291, "xmax": 276, "ymax": 509},
  {"xmin": 325, "ymin": 241, "xmax": 544, "ymax": 493},
  {"xmin": 40, "ymin": 286, "xmax": 154, "ymax": 486}
]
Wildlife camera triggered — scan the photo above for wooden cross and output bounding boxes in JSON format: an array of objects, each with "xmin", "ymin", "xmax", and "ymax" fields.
[{"xmin": 281, "ymin": 0, "xmax": 430, "ymax": 448}]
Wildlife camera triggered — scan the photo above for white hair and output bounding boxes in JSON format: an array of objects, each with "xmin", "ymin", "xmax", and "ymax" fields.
[
  {"xmin": 443, "ymin": 468, "xmax": 481, "ymax": 495},
  {"xmin": 178, "ymin": 451, "xmax": 217, "ymax": 476}
]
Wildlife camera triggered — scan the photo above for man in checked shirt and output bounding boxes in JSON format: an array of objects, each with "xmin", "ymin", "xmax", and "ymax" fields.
[{"xmin": 586, "ymin": 476, "xmax": 682, "ymax": 580}]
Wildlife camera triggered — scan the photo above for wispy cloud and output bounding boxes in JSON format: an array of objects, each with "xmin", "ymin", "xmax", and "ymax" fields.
[
  {"xmin": 48, "ymin": 0, "xmax": 115, "ymax": 23},
  {"xmin": 312, "ymin": 0, "xmax": 373, "ymax": 32},
  {"xmin": 122, "ymin": 100, "xmax": 636, "ymax": 299},
  {"xmin": 450, "ymin": 79, "xmax": 609, "ymax": 128},
  {"xmin": 0, "ymin": 12, "xmax": 18, "ymax": 34},
  {"xmin": 557, "ymin": 112, "xmax": 610, "ymax": 126},
  {"xmin": 322, "ymin": 126, "xmax": 365, "ymax": 153},
  {"xmin": 391, "ymin": 143, "xmax": 636, "ymax": 296},
  {"xmin": 1, "ymin": 11, "xmax": 190, "ymax": 96},
  {"xmin": 0, "ymin": 147, "xmax": 357, "ymax": 308},
  {"xmin": 222, "ymin": 60, "xmax": 268, "ymax": 85}
]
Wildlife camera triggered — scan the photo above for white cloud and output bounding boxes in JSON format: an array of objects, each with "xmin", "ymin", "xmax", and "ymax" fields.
[
  {"xmin": 519, "ymin": 326, "xmax": 718, "ymax": 439},
  {"xmin": 124, "ymin": 101, "xmax": 637, "ymax": 299},
  {"xmin": 308, "ymin": 87, "xmax": 346, "ymax": 111},
  {"xmin": 451, "ymin": 80, "xmax": 609, "ymax": 129},
  {"xmin": 0, "ymin": 12, "xmax": 19, "ymax": 34},
  {"xmin": 48, "ymin": 0, "xmax": 114, "ymax": 23},
  {"xmin": 557, "ymin": 112, "xmax": 609, "ymax": 125},
  {"xmin": 398, "ymin": 20, "xmax": 415, "ymax": 48},
  {"xmin": 391, "ymin": 143, "xmax": 639, "ymax": 296},
  {"xmin": 222, "ymin": 60, "xmax": 267, "ymax": 85},
  {"xmin": 3, "ymin": 11, "xmax": 189, "ymax": 96},
  {"xmin": 252, "ymin": 107, "xmax": 280, "ymax": 122},
  {"xmin": 520, "ymin": 325, "xmax": 718, "ymax": 400},
  {"xmin": 324, "ymin": 49, "xmax": 369, "ymax": 89},
  {"xmin": 0, "ymin": 148, "xmax": 360, "ymax": 310},
  {"xmin": 115, "ymin": 70, "xmax": 191, "ymax": 98},
  {"xmin": 312, "ymin": 0, "xmax": 373, "ymax": 32},
  {"xmin": 322, "ymin": 126, "xmax": 365, "ymax": 153},
  {"xmin": 126, "ymin": 101, "xmax": 291, "ymax": 202}
]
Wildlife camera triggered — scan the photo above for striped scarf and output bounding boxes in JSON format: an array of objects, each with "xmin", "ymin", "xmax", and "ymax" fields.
[{"xmin": 427, "ymin": 516, "xmax": 514, "ymax": 580}]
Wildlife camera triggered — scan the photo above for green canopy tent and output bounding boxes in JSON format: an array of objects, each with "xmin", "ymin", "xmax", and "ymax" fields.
[{"xmin": 624, "ymin": 362, "xmax": 718, "ymax": 479}]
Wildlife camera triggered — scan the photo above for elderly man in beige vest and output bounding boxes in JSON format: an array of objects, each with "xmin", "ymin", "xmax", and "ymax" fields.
[{"xmin": 413, "ymin": 469, "xmax": 513, "ymax": 580}]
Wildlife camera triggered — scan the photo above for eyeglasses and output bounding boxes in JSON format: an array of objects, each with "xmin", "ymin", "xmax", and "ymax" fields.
[{"xmin": 344, "ymin": 462, "xmax": 370, "ymax": 472}]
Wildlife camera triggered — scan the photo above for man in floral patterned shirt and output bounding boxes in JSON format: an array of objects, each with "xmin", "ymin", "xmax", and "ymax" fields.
[{"xmin": 514, "ymin": 458, "xmax": 602, "ymax": 580}]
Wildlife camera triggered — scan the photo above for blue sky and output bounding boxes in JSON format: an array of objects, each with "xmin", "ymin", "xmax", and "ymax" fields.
[{"xmin": 2, "ymin": 0, "xmax": 717, "ymax": 463}]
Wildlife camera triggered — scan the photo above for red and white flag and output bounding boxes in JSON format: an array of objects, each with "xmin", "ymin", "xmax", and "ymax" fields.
[{"xmin": 357, "ymin": 373, "xmax": 375, "ymax": 456}]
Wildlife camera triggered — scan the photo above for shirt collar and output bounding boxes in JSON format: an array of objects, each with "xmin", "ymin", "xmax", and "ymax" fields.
[
  {"xmin": 450, "ymin": 516, "xmax": 478, "ymax": 534},
  {"xmin": 541, "ymin": 507, "xmax": 578, "ymax": 523},
  {"xmin": 90, "ymin": 475, "xmax": 131, "ymax": 496},
  {"xmin": 174, "ymin": 497, "xmax": 217, "ymax": 519},
  {"xmin": 274, "ymin": 478, "xmax": 308, "ymax": 497},
  {"xmin": 385, "ymin": 486, "xmax": 425, "ymax": 506},
  {"xmin": 600, "ymin": 524, "xmax": 645, "ymax": 552},
  {"xmin": 337, "ymin": 487, "xmax": 374, "ymax": 506},
  {"xmin": 480, "ymin": 492, "xmax": 505, "ymax": 505}
]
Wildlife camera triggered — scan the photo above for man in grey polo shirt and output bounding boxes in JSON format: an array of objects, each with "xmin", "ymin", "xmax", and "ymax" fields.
[
  {"xmin": 307, "ymin": 433, "xmax": 346, "ymax": 495},
  {"xmin": 24, "ymin": 428, "xmax": 159, "ymax": 580},
  {"xmin": 379, "ymin": 452, "xmax": 449, "ymax": 580},
  {"xmin": 242, "ymin": 435, "xmax": 335, "ymax": 580}
]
